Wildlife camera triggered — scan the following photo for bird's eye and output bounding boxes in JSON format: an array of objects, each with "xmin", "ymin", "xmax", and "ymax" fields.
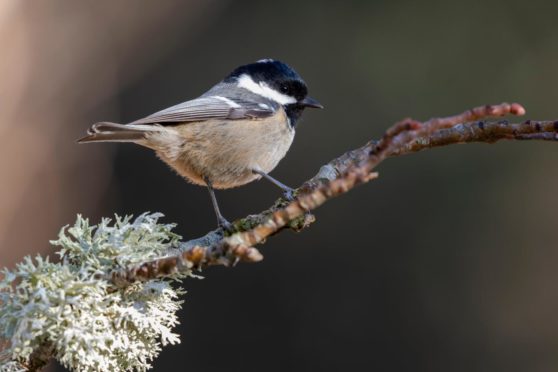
[{"xmin": 280, "ymin": 85, "xmax": 289, "ymax": 93}]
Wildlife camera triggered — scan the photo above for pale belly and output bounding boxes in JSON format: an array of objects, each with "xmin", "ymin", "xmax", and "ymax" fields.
[{"xmin": 145, "ymin": 112, "xmax": 295, "ymax": 189}]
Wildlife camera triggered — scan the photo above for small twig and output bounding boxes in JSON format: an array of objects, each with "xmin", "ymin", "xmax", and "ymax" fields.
[
  {"xmin": 19, "ymin": 341, "xmax": 54, "ymax": 372},
  {"xmin": 109, "ymin": 103, "xmax": 558, "ymax": 287}
]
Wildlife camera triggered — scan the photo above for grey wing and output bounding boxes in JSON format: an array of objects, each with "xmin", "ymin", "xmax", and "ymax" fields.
[{"xmin": 130, "ymin": 96, "xmax": 276, "ymax": 125}]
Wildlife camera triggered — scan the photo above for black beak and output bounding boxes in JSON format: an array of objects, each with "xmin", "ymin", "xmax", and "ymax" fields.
[{"xmin": 300, "ymin": 96, "xmax": 324, "ymax": 109}]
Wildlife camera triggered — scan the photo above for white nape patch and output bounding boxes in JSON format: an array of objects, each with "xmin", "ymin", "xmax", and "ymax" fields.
[
  {"xmin": 258, "ymin": 103, "xmax": 270, "ymax": 109},
  {"xmin": 257, "ymin": 58, "xmax": 274, "ymax": 63},
  {"xmin": 212, "ymin": 95, "xmax": 240, "ymax": 108},
  {"xmin": 237, "ymin": 74, "xmax": 296, "ymax": 105}
]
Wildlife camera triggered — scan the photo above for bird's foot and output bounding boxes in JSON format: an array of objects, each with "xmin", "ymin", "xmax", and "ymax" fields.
[
  {"xmin": 282, "ymin": 187, "xmax": 296, "ymax": 201},
  {"xmin": 217, "ymin": 216, "xmax": 234, "ymax": 233}
]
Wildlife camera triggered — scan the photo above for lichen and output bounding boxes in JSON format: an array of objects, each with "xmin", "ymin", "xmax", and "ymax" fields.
[{"xmin": 0, "ymin": 213, "xmax": 192, "ymax": 371}]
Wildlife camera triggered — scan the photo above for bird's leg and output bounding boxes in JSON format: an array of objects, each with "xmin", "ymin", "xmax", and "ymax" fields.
[
  {"xmin": 252, "ymin": 169, "xmax": 295, "ymax": 201},
  {"xmin": 204, "ymin": 177, "xmax": 233, "ymax": 231}
]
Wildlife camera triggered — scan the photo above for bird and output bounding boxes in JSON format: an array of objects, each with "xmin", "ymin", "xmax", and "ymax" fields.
[{"xmin": 78, "ymin": 59, "xmax": 323, "ymax": 230}]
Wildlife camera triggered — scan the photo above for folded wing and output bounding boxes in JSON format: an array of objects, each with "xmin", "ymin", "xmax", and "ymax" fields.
[
  {"xmin": 130, "ymin": 96, "xmax": 276, "ymax": 125},
  {"xmin": 78, "ymin": 95, "xmax": 276, "ymax": 143}
]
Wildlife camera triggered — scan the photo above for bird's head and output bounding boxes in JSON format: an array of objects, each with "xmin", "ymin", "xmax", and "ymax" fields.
[{"xmin": 226, "ymin": 59, "xmax": 323, "ymax": 126}]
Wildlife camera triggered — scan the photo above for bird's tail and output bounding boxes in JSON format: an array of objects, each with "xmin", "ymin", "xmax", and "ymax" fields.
[{"xmin": 77, "ymin": 122, "xmax": 153, "ymax": 143}]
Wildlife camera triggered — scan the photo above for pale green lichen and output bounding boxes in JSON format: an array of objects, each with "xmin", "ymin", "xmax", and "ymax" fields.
[
  {"xmin": 0, "ymin": 213, "xmax": 193, "ymax": 371},
  {"xmin": 0, "ymin": 359, "xmax": 26, "ymax": 372}
]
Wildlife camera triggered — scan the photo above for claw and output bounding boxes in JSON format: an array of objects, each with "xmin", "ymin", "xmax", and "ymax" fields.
[
  {"xmin": 218, "ymin": 217, "xmax": 234, "ymax": 233},
  {"xmin": 282, "ymin": 188, "xmax": 296, "ymax": 201}
]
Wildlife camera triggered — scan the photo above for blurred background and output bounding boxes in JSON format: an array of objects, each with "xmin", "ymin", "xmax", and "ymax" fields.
[{"xmin": 1, "ymin": 0, "xmax": 558, "ymax": 371}]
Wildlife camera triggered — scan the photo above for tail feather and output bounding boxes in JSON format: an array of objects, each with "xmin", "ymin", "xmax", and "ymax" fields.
[{"xmin": 77, "ymin": 122, "xmax": 152, "ymax": 144}]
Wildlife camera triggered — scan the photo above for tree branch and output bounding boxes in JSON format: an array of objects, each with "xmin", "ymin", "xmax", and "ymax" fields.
[{"xmin": 109, "ymin": 102, "xmax": 557, "ymax": 287}]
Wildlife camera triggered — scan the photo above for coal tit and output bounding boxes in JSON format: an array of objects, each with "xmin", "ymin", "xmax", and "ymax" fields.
[{"xmin": 78, "ymin": 59, "xmax": 323, "ymax": 229}]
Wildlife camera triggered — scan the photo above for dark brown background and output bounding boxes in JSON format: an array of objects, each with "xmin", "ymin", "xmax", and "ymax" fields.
[{"xmin": 1, "ymin": 1, "xmax": 557, "ymax": 371}]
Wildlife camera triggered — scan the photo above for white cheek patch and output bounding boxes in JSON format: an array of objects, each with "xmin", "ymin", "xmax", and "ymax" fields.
[
  {"xmin": 237, "ymin": 74, "xmax": 296, "ymax": 105},
  {"xmin": 211, "ymin": 95, "xmax": 241, "ymax": 108}
]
